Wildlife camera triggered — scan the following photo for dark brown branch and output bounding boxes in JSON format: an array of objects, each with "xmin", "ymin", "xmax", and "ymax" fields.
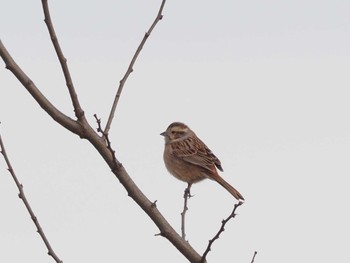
[
  {"xmin": 250, "ymin": 251, "xmax": 258, "ymax": 263},
  {"xmin": 181, "ymin": 183, "xmax": 192, "ymax": 240},
  {"xmin": 104, "ymin": 0, "xmax": 166, "ymax": 135},
  {"xmin": 0, "ymin": 40, "xmax": 82, "ymax": 136},
  {"xmin": 1, "ymin": 1, "xmax": 207, "ymax": 261},
  {"xmin": 201, "ymin": 201, "xmax": 243, "ymax": 262},
  {"xmin": 89, "ymin": 116, "xmax": 203, "ymax": 263},
  {"xmin": 41, "ymin": 0, "xmax": 84, "ymax": 120},
  {"xmin": 1, "ymin": 36, "xmax": 203, "ymax": 263},
  {"xmin": 0, "ymin": 132, "xmax": 63, "ymax": 263}
]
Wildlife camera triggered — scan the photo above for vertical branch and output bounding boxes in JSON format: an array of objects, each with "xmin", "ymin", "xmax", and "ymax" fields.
[
  {"xmin": 181, "ymin": 183, "xmax": 192, "ymax": 240},
  {"xmin": 104, "ymin": 0, "xmax": 166, "ymax": 135},
  {"xmin": 0, "ymin": 132, "xmax": 63, "ymax": 263},
  {"xmin": 41, "ymin": 0, "xmax": 84, "ymax": 120}
]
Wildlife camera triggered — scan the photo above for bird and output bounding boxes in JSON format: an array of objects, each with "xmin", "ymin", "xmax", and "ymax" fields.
[{"xmin": 161, "ymin": 122, "xmax": 244, "ymax": 201}]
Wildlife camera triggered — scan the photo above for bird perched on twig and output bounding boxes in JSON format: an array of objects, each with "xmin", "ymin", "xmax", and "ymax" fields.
[{"xmin": 161, "ymin": 122, "xmax": 244, "ymax": 201}]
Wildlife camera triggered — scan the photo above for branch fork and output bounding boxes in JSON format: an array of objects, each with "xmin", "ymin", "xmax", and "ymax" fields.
[{"xmin": 0, "ymin": 0, "xmax": 246, "ymax": 262}]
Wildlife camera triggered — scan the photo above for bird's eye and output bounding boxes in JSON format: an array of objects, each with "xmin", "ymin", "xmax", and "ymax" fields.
[{"xmin": 171, "ymin": 131, "xmax": 176, "ymax": 134}]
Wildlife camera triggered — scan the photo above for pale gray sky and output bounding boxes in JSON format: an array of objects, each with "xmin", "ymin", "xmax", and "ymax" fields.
[{"xmin": 1, "ymin": 0, "xmax": 350, "ymax": 262}]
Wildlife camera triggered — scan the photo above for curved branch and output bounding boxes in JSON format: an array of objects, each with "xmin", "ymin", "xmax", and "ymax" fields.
[
  {"xmin": 1, "ymin": 1, "xmax": 208, "ymax": 261},
  {"xmin": 1, "ymin": 38, "xmax": 203, "ymax": 263},
  {"xmin": 104, "ymin": 0, "xmax": 166, "ymax": 135},
  {"xmin": 41, "ymin": 0, "xmax": 84, "ymax": 120},
  {"xmin": 0, "ymin": 40, "xmax": 81, "ymax": 136},
  {"xmin": 0, "ymin": 133, "xmax": 63, "ymax": 263}
]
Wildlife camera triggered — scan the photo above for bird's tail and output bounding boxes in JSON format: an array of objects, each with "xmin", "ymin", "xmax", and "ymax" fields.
[{"xmin": 214, "ymin": 174, "xmax": 245, "ymax": 201}]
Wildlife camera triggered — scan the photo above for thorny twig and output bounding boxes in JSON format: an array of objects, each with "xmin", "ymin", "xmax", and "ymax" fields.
[
  {"xmin": 93, "ymin": 114, "xmax": 121, "ymax": 168},
  {"xmin": 201, "ymin": 201, "xmax": 243, "ymax": 262}
]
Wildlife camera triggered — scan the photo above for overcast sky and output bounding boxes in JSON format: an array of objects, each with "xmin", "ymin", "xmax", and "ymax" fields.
[{"xmin": 1, "ymin": 0, "xmax": 350, "ymax": 262}]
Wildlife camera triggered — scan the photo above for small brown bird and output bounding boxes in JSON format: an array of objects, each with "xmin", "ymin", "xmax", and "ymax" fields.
[{"xmin": 161, "ymin": 122, "xmax": 244, "ymax": 201}]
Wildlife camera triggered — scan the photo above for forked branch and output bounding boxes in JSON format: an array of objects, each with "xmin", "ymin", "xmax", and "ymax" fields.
[
  {"xmin": 0, "ymin": 1, "xmax": 213, "ymax": 261},
  {"xmin": 0, "ymin": 132, "xmax": 63, "ymax": 263},
  {"xmin": 104, "ymin": 0, "xmax": 166, "ymax": 135},
  {"xmin": 0, "ymin": 40, "xmax": 203, "ymax": 261},
  {"xmin": 0, "ymin": 40, "xmax": 81, "ymax": 136}
]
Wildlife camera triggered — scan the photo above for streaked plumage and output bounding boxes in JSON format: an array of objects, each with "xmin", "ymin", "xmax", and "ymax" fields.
[{"xmin": 161, "ymin": 122, "xmax": 244, "ymax": 201}]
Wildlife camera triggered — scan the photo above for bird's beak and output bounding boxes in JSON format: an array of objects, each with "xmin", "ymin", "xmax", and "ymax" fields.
[{"xmin": 160, "ymin": 131, "xmax": 166, "ymax": 136}]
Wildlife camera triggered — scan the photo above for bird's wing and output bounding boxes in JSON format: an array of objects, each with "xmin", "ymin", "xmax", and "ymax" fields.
[{"xmin": 171, "ymin": 136, "xmax": 223, "ymax": 172}]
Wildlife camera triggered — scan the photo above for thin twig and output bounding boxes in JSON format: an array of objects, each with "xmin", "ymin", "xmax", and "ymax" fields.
[
  {"xmin": 41, "ymin": 0, "xmax": 84, "ymax": 120},
  {"xmin": 181, "ymin": 183, "xmax": 192, "ymax": 240},
  {"xmin": 93, "ymin": 114, "xmax": 121, "ymax": 168},
  {"xmin": 201, "ymin": 201, "xmax": 243, "ymax": 262},
  {"xmin": 0, "ymin": 132, "xmax": 63, "ymax": 263},
  {"xmin": 104, "ymin": 0, "xmax": 166, "ymax": 135},
  {"xmin": 250, "ymin": 251, "xmax": 258, "ymax": 263}
]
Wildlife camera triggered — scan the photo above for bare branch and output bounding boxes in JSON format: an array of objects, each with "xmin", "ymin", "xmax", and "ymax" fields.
[
  {"xmin": 104, "ymin": 0, "xmax": 166, "ymax": 135},
  {"xmin": 0, "ymin": 132, "xmax": 63, "ymax": 263},
  {"xmin": 41, "ymin": 0, "xmax": 84, "ymax": 120},
  {"xmin": 93, "ymin": 114, "xmax": 120, "ymax": 167},
  {"xmin": 0, "ymin": 40, "xmax": 82, "ymax": 136},
  {"xmin": 201, "ymin": 201, "xmax": 244, "ymax": 262},
  {"xmin": 1, "ymin": 1, "xmax": 216, "ymax": 261},
  {"xmin": 1, "ymin": 38, "xmax": 203, "ymax": 262},
  {"xmin": 181, "ymin": 183, "xmax": 192, "ymax": 240},
  {"xmin": 89, "ymin": 116, "xmax": 203, "ymax": 263},
  {"xmin": 250, "ymin": 251, "xmax": 258, "ymax": 263}
]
